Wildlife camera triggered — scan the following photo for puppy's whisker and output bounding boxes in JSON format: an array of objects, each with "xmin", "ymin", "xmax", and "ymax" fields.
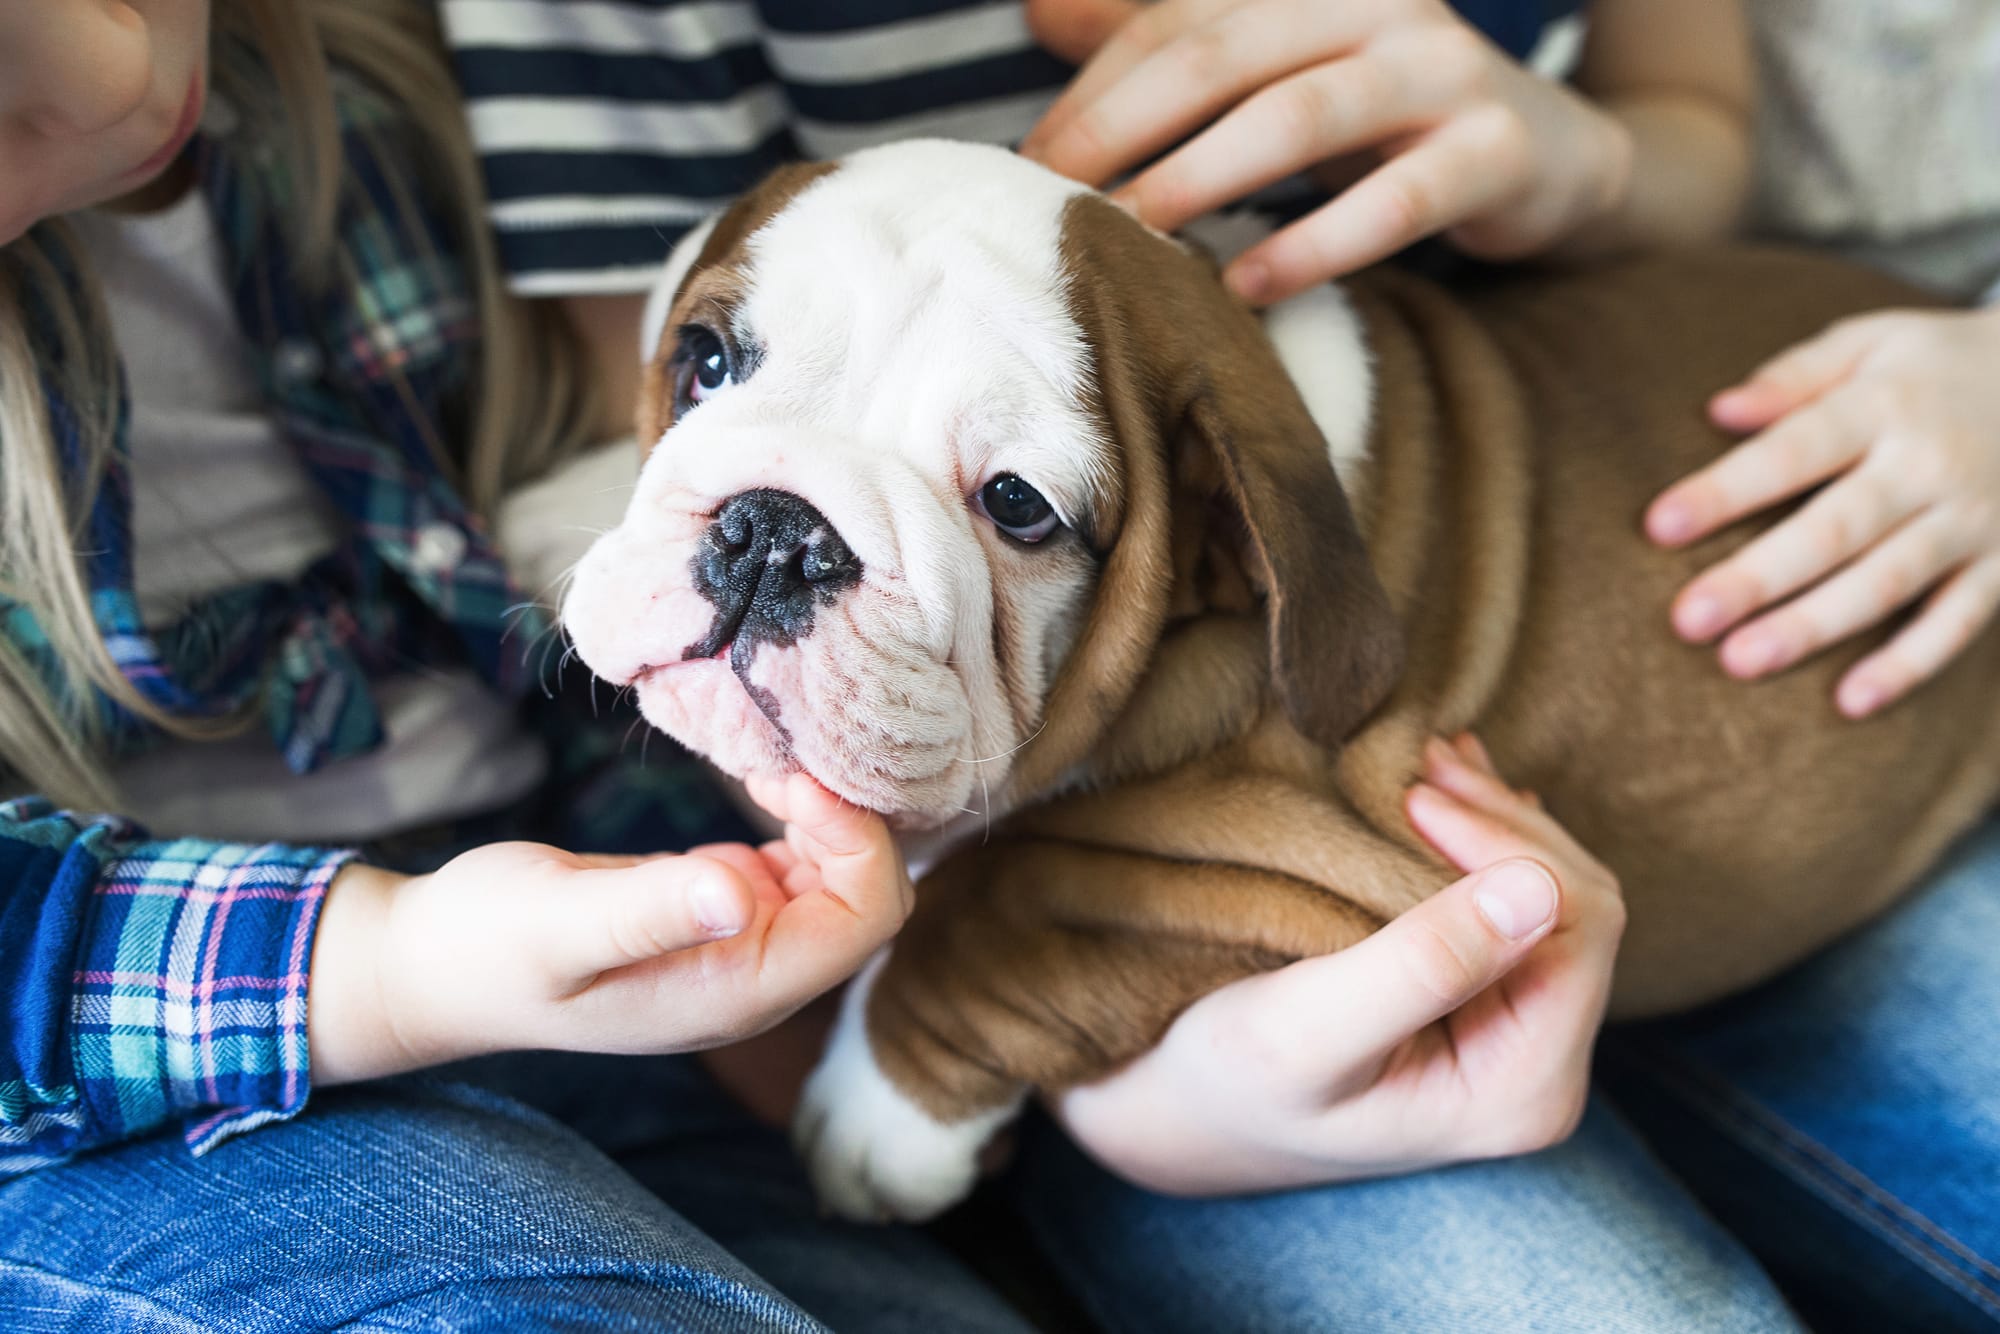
[
  {"xmin": 956, "ymin": 719, "xmax": 1049, "ymax": 767},
  {"xmin": 980, "ymin": 767, "xmax": 993, "ymax": 845}
]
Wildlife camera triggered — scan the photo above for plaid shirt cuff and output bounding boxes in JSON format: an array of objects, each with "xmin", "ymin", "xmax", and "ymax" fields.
[{"xmin": 79, "ymin": 837, "xmax": 355, "ymax": 1156}]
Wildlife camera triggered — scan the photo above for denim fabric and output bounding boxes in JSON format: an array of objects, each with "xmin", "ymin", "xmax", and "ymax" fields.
[
  {"xmin": 1003, "ymin": 1100, "xmax": 1801, "ymax": 1333},
  {"xmin": 0, "ymin": 1058, "xmax": 1032, "ymax": 1334},
  {"xmin": 1603, "ymin": 816, "xmax": 2000, "ymax": 1332}
]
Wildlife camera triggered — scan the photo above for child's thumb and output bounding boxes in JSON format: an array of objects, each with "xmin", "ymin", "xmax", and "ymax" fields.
[{"xmin": 551, "ymin": 855, "xmax": 756, "ymax": 980}]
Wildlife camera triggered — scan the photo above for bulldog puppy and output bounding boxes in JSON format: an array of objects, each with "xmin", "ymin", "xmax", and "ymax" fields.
[{"xmin": 563, "ymin": 141, "xmax": 2000, "ymax": 1222}]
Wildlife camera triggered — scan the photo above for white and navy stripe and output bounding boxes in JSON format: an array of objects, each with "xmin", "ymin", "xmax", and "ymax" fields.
[
  {"xmin": 440, "ymin": 0, "xmax": 1578, "ymax": 297},
  {"xmin": 441, "ymin": 0, "xmax": 1071, "ymax": 294}
]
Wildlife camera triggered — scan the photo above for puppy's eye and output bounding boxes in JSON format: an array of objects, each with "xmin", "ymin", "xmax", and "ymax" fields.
[
  {"xmin": 976, "ymin": 474, "xmax": 1060, "ymax": 543},
  {"xmin": 676, "ymin": 326, "xmax": 734, "ymax": 409}
]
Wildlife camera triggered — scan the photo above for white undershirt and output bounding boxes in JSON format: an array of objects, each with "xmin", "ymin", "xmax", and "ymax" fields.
[{"xmin": 77, "ymin": 192, "xmax": 553, "ymax": 844}]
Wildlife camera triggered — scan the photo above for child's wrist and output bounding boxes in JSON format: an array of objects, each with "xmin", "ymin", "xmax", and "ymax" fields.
[{"xmin": 309, "ymin": 863, "xmax": 442, "ymax": 1086}]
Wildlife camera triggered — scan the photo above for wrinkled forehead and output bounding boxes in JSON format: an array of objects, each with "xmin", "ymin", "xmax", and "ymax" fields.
[
  {"xmin": 648, "ymin": 143, "xmax": 1124, "ymax": 530},
  {"xmin": 739, "ymin": 143, "xmax": 1093, "ymax": 388}
]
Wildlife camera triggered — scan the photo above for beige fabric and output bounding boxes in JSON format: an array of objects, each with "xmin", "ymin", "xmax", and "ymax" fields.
[{"xmin": 1746, "ymin": 0, "xmax": 2000, "ymax": 301}]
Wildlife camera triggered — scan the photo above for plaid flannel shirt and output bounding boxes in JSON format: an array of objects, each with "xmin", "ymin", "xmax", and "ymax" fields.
[{"xmin": 0, "ymin": 71, "xmax": 742, "ymax": 1178}]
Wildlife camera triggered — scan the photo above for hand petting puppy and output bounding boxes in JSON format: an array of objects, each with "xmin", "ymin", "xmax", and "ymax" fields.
[
  {"xmin": 1648, "ymin": 306, "xmax": 2000, "ymax": 718},
  {"xmin": 1020, "ymin": 0, "xmax": 1751, "ymax": 306},
  {"xmin": 1055, "ymin": 734, "xmax": 1626, "ymax": 1195}
]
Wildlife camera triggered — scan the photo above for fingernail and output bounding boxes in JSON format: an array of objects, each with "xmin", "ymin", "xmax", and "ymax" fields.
[
  {"xmin": 1475, "ymin": 862, "xmax": 1558, "ymax": 941},
  {"xmin": 1225, "ymin": 261, "xmax": 1269, "ymax": 304},
  {"xmin": 1838, "ymin": 679, "xmax": 1881, "ymax": 718},
  {"xmin": 1649, "ymin": 503, "xmax": 1692, "ymax": 545},
  {"xmin": 1723, "ymin": 633, "xmax": 1782, "ymax": 678},
  {"xmin": 1713, "ymin": 384, "xmax": 1765, "ymax": 415},
  {"xmin": 694, "ymin": 874, "xmax": 747, "ymax": 937},
  {"xmin": 1677, "ymin": 595, "xmax": 1724, "ymax": 640}
]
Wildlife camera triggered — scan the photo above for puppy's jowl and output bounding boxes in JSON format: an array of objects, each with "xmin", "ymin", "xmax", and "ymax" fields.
[{"xmin": 564, "ymin": 141, "xmax": 2000, "ymax": 1221}]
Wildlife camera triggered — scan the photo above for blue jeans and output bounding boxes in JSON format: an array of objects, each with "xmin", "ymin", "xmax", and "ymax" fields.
[
  {"xmin": 1599, "ymin": 813, "xmax": 2000, "ymax": 1332},
  {"xmin": 6, "ymin": 822, "xmax": 1997, "ymax": 1330},
  {"xmin": 0, "ymin": 1051, "xmax": 1031, "ymax": 1333}
]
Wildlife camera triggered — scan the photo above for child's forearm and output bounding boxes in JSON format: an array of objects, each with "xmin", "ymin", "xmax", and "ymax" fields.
[
  {"xmin": 309, "ymin": 863, "xmax": 434, "ymax": 1087},
  {"xmin": 1547, "ymin": 0, "xmax": 1752, "ymax": 262},
  {"xmin": 1550, "ymin": 96, "xmax": 1751, "ymax": 261}
]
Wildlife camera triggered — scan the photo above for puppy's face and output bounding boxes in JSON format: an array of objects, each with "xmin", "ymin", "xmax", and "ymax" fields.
[{"xmin": 564, "ymin": 142, "xmax": 1399, "ymax": 828}]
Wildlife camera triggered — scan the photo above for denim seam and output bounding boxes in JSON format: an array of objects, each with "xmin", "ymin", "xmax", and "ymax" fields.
[
  {"xmin": 1629, "ymin": 1046, "xmax": 2000, "ymax": 1320},
  {"xmin": 330, "ymin": 1261, "xmax": 828, "ymax": 1334},
  {"xmin": 0, "ymin": 1257, "xmax": 217, "ymax": 1334}
]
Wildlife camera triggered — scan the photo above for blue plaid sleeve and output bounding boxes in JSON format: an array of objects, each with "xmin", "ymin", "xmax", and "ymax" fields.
[{"xmin": 0, "ymin": 797, "xmax": 353, "ymax": 1176}]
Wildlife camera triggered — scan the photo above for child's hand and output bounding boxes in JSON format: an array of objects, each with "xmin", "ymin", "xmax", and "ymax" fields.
[
  {"xmin": 1019, "ymin": 0, "xmax": 1634, "ymax": 304},
  {"xmin": 1647, "ymin": 306, "xmax": 2000, "ymax": 718},
  {"xmin": 1057, "ymin": 735, "xmax": 1626, "ymax": 1194},
  {"xmin": 309, "ymin": 774, "xmax": 913, "ymax": 1084}
]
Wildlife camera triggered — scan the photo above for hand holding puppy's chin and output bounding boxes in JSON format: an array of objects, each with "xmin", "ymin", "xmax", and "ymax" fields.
[{"xmin": 307, "ymin": 783, "xmax": 912, "ymax": 1085}]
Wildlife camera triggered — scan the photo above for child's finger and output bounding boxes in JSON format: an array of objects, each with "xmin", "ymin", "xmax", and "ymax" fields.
[
  {"xmin": 1025, "ymin": 0, "xmax": 1220, "ymax": 161},
  {"xmin": 774, "ymin": 774, "xmax": 907, "ymax": 906},
  {"xmin": 1407, "ymin": 781, "xmax": 1552, "ymax": 877},
  {"xmin": 757, "ymin": 838, "xmax": 825, "ymax": 901},
  {"xmin": 744, "ymin": 771, "xmax": 798, "ymax": 824},
  {"xmin": 690, "ymin": 842, "xmax": 788, "ymax": 904},
  {"xmin": 1838, "ymin": 555, "xmax": 2000, "ymax": 718},
  {"xmin": 745, "ymin": 778, "xmax": 914, "ymax": 1001},
  {"xmin": 1718, "ymin": 509, "xmax": 1963, "ymax": 681},
  {"xmin": 1671, "ymin": 453, "xmax": 1915, "ymax": 645},
  {"xmin": 1423, "ymin": 738, "xmax": 1538, "ymax": 826},
  {"xmin": 1023, "ymin": 0, "xmax": 1143, "ymax": 68},
  {"xmin": 1649, "ymin": 389, "xmax": 1872, "ymax": 555},
  {"xmin": 1114, "ymin": 36, "xmax": 1461, "ymax": 237},
  {"xmin": 1226, "ymin": 115, "xmax": 1523, "ymax": 303},
  {"xmin": 759, "ymin": 838, "xmax": 802, "ymax": 879},
  {"xmin": 1424, "ymin": 737, "xmax": 1509, "ymax": 802},
  {"xmin": 566, "ymin": 852, "xmax": 653, "ymax": 870},
  {"xmin": 1451, "ymin": 731, "xmax": 1496, "ymax": 774},
  {"xmin": 1709, "ymin": 318, "xmax": 1878, "ymax": 431},
  {"xmin": 1213, "ymin": 858, "xmax": 1559, "ymax": 1090},
  {"xmin": 549, "ymin": 855, "xmax": 757, "ymax": 983}
]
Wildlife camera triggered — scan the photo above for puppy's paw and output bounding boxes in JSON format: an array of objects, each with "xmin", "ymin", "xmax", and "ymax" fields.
[{"xmin": 793, "ymin": 954, "xmax": 1021, "ymax": 1223}]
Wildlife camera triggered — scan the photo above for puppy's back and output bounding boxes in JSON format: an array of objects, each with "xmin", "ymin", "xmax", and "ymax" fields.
[{"xmin": 1454, "ymin": 249, "xmax": 2000, "ymax": 1014}]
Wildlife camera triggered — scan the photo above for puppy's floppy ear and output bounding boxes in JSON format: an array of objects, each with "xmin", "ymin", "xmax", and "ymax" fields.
[
  {"xmin": 1188, "ymin": 368, "xmax": 1403, "ymax": 747},
  {"xmin": 1051, "ymin": 190, "xmax": 1401, "ymax": 768}
]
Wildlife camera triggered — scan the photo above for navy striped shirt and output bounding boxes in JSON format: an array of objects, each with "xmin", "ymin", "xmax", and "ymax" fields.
[{"xmin": 439, "ymin": 0, "xmax": 1582, "ymax": 296}]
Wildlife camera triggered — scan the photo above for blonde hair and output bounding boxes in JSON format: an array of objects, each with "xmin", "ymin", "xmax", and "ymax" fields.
[{"xmin": 0, "ymin": 0, "xmax": 598, "ymax": 809}]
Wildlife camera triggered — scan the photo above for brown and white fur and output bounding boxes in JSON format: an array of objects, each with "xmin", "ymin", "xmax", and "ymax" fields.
[{"xmin": 563, "ymin": 141, "xmax": 2000, "ymax": 1222}]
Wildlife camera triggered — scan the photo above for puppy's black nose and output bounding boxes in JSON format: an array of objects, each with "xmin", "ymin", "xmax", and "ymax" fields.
[{"xmin": 686, "ymin": 489, "xmax": 861, "ymax": 659}]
